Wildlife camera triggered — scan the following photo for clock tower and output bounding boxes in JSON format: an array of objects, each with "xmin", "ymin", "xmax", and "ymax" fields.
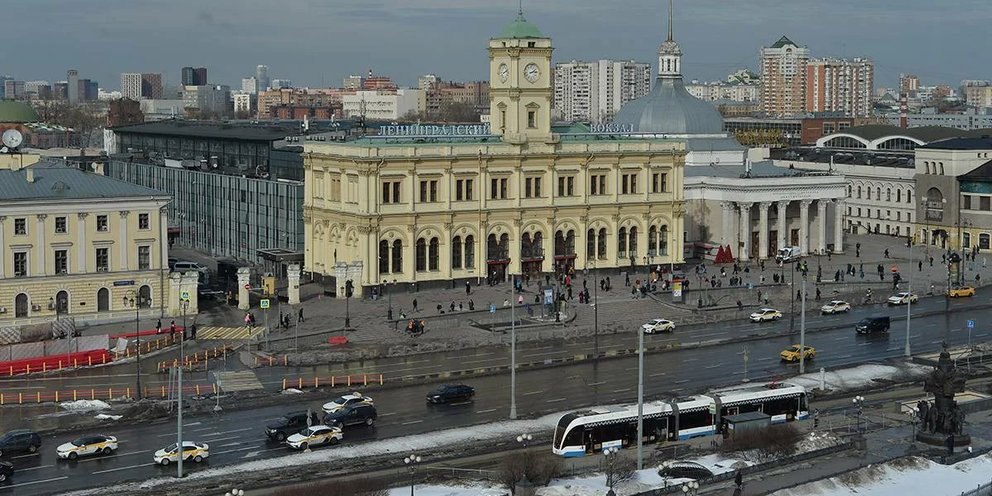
[{"xmin": 488, "ymin": 10, "xmax": 553, "ymax": 143}]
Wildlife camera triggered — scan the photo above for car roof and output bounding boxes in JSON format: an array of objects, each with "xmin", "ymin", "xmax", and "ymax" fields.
[{"xmin": 830, "ymin": 300, "xmax": 846, "ymax": 304}]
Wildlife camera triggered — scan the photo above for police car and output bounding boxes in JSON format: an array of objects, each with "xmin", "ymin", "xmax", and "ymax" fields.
[
  {"xmin": 153, "ymin": 441, "xmax": 209, "ymax": 465},
  {"xmin": 322, "ymin": 392, "xmax": 374, "ymax": 414},
  {"xmin": 56, "ymin": 435, "xmax": 118, "ymax": 460},
  {"xmin": 286, "ymin": 425, "xmax": 343, "ymax": 450}
]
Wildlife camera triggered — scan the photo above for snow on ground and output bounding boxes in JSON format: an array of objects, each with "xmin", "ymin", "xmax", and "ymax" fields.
[
  {"xmin": 772, "ymin": 453, "xmax": 992, "ymax": 496},
  {"xmin": 94, "ymin": 413, "xmax": 123, "ymax": 421},
  {"xmin": 787, "ymin": 362, "xmax": 929, "ymax": 393},
  {"xmin": 60, "ymin": 399, "xmax": 112, "ymax": 411},
  {"xmin": 387, "ymin": 483, "xmax": 506, "ymax": 496},
  {"xmin": 281, "ymin": 388, "xmax": 304, "ymax": 394}
]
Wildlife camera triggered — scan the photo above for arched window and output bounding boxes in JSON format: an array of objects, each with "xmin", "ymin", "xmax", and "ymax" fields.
[
  {"xmin": 97, "ymin": 288, "xmax": 110, "ymax": 312},
  {"xmin": 586, "ymin": 229, "xmax": 595, "ymax": 260},
  {"xmin": 907, "ymin": 190, "xmax": 912, "ymax": 203},
  {"xmin": 488, "ymin": 234, "xmax": 499, "ymax": 261},
  {"xmin": 648, "ymin": 226, "xmax": 658, "ymax": 255},
  {"xmin": 521, "ymin": 232, "xmax": 533, "ymax": 259},
  {"xmin": 499, "ymin": 233, "xmax": 509, "ymax": 255},
  {"xmin": 566, "ymin": 230, "xmax": 575, "ymax": 254},
  {"xmin": 416, "ymin": 238, "xmax": 427, "ymax": 272},
  {"xmin": 555, "ymin": 231, "xmax": 566, "ymax": 257},
  {"xmin": 379, "ymin": 240, "xmax": 390, "ymax": 274},
  {"xmin": 55, "ymin": 290, "xmax": 70, "ymax": 314},
  {"xmin": 452, "ymin": 236, "xmax": 463, "ymax": 270},
  {"xmin": 533, "ymin": 232, "xmax": 543, "ymax": 258},
  {"xmin": 391, "ymin": 240, "xmax": 403, "ymax": 273},
  {"xmin": 429, "ymin": 238, "xmax": 439, "ymax": 271},
  {"xmin": 847, "ymin": 185, "xmax": 852, "ymax": 198},
  {"xmin": 886, "ymin": 188, "xmax": 891, "ymax": 202},
  {"xmin": 618, "ymin": 227, "xmax": 627, "ymax": 257},
  {"xmin": 897, "ymin": 189, "xmax": 902, "ymax": 202},
  {"xmin": 963, "ymin": 232, "xmax": 971, "ymax": 250},
  {"xmin": 14, "ymin": 293, "xmax": 28, "ymax": 318},
  {"xmin": 597, "ymin": 228, "xmax": 607, "ymax": 258},
  {"xmin": 138, "ymin": 285, "xmax": 151, "ymax": 308},
  {"xmin": 857, "ymin": 186, "xmax": 862, "ymax": 198},
  {"xmin": 876, "ymin": 187, "xmax": 881, "ymax": 199},
  {"xmin": 660, "ymin": 225, "xmax": 669, "ymax": 255},
  {"xmin": 939, "ymin": 162, "xmax": 945, "ymax": 175},
  {"xmin": 464, "ymin": 236, "xmax": 475, "ymax": 269},
  {"xmin": 866, "ymin": 187, "xmax": 871, "ymax": 200},
  {"xmin": 628, "ymin": 227, "xmax": 638, "ymax": 257}
]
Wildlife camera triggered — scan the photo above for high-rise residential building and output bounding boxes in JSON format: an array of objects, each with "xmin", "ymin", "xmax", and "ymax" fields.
[
  {"xmin": 182, "ymin": 84, "xmax": 231, "ymax": 115},
  {"xmin": 121, "ymin": 73, "xmax": 143, "ymax": 100},
  {"xmin": 233, "ymin": 92, "xmax": 252, "ymax": 115},
  {"xmin": 0, "ymin": 76, "xmax": 12, "ymax": 98},
  {"xmin": 67, "ymin": 69, "xmax": 79, "ymax": 104},
  {"xmin": 554, "ymin": 59, "xmax": 651, "ymax": 123},
  {"xmin": 899, "ymin": 74, "xmax": 920, "ymax": 95},
  {"xmin": 806, "ymin": 57, "xmax": 874, "ymax": 117},
  {"xmin": 141, "ymin": 73, "xmax": 164, "ymax": 99},
  {"xmin": 256, "ymin": 65, "xmax": 270, "ymax": 93},
  {"xmin": 760, "ymin": 36, "xmax": 809, "ymax": 117},
  {"xmin": 342, "ymin": 75, "xmax": 364, "ymax": 90},
  {"xmin": 270, "ymin": 79, "xmax": 293, "ymax": 90},
  {"xmin": 4, "ymin": 80, "xmax": 25, "ymax": 99},
  {"xmin": 963, "ymin": 82, "xmax": 992, "ymax": 109},
  {"xmin": 24, "ymin": 81, "xmax": 51, "ymax": 100},
  {"xmin": 241, "ymin": 76, "xmax": 257, "ymax": 95},
  {"xmin": 181, "ymin": 66, "xmax": 208, "ymax": 86},
  {"xmin": 82, "ymin": 79, "xmax": 99, "ymax": 101}
]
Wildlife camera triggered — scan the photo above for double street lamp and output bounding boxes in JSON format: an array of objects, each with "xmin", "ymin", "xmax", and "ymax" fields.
[
  {"xmin": 681, "ymin": 480, "xmax": 700, "ymax": 495},
  {"xmin": 404, "ymin": 453, "xmax": 422, "ymax": 496},
  {"xmin": 853, "ymin": 395, "xmax": 865, "ymax": 434},
  {"xmin": 123, "ymin": 290, "xmax": 142, "ymax": 399}
]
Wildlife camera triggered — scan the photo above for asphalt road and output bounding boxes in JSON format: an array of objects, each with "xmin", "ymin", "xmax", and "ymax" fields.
[{"xmin": 1, "ymin": 294, "xmax": 990, "ymax": 494}]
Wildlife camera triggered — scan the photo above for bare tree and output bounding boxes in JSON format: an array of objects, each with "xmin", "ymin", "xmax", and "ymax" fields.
[
  {"xmin": 604, "ymin": 453, "xmax": 638, "ymax": 489},
  {"xmin": 271, "ymin": 478, "xmax": 388, "ymax": 496},
  {"xmin": 496, "ymin": 453, "xmax": 528, "ymax": 495},
  {"xmin": 496, "ymin": 451, "xmax": 562, "ymax": 494}
]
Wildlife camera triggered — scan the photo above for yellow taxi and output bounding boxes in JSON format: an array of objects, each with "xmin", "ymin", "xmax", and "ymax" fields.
[
  {"xmin": 949, "ymin": 286, "xmax": 976, "ymax": 298},
  {"xmin": 780, "ymin": 345, "xmax": 816, "ymax": 363},
  {"xmin": 286, "ymin": 425, "xmax": 343, "ymax": 450},
  {"xmin": 56, "ymin": 435, "xmax": 118, "ymax": 460}
]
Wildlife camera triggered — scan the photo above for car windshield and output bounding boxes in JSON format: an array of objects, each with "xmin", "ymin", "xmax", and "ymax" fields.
[
  {"xmin": 71, "ymin": 437, "xmax": 90, "ymax": 446},
  {"xmin": 164, "ymin": 443, "xmax": 178, "ymax": 452}
]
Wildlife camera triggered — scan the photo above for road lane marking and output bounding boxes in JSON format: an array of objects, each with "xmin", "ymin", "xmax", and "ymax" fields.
[
  {"xmin": 476, "ymin": 408, "xmax": 497, "ymax": 414},
  {"xmin": 523, "ymin": 390, "xmax": 544, "ymax": 396},
  {"xmin": 198, "ymin": 435, "xmax": 242, "ymax": 443},
  {"xmin": 10, "ymin": 453, "xmax": 39, "ymax": 459},
  {"xmin": 0, "ymin": 476, "xmax": 67, "ymax": 489},
  {"xmin": 839, "ymin": 354, "xmax": 853, "ymax": 358},
  {"xmin": 402, "ymin": 420, "xmax": 424, "ymax": 425},
  {"xmin": 588, "ymin": 381, "xmax": 607, "ymax": 386},
  {"xmin": 545, "ymin": 398, "xmax": 566, "ymax": 403},
  {"xmin": 612, "ymin": 388, "xmax": 632, "ymax": 393},
  {"xmin": 683, "ymin": 357, "xmax": 699, "ymax": 362},
  {"xmin": 77, "ymin": 449, "xmax": 153, "ymax": 462},
  {"xmin": 462, "ymin": 358, "xmax": 504, "ymax": 365},
  {"xmin": 675, "ymin": 379, "xmax": 689, "ymax": 384},
  {"xmin": 705, "ymin": 364, "xmax": 720, "ymax": 369},
  {"xmin": 378, "ymin": 412, "xmax": 396, "ymax": 417},
  {"xmin": 212, "ymin": 445, "xmax": 267, "ymax": 456},
  {"xmin": 219, "ymin": 441, "xmax": 242, "ymax": 447},
  {"xmin": 17, "ymin": 464, "xmax": 54, "ymax": 472},
  {"xmin": 202, "ymin": 427, "xmax": 253, "ymax": 436},
  {"xmin": 650, "ymin": 372, "xmax": 667, "ymax": 377},
  {"xmin": 93, "ymin": 463, "xmax": 152, "ymax": 474}
]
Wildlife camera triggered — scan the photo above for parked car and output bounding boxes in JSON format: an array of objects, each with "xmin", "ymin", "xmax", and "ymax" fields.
[
  {"xmin": 172, "ymin": 261, "xmax": 207, "ymax": 273},
  {"xmin": 855, "ymin": 316, "xmax": 891, "ymax": 334},
  {"xmin": 323, "ymin": 404, "xmax": 377, "ymax": 428},
  {"xmin": 820, "ymin": 300, "xmax": 851, "ymax": 315},
  {"xmin": 749, "ymin": 308, "xmax": 783, "ymax": 322},
  {"xmin": 949, "ymin": 286, "xmax": 976, "ymax": 298},
  {"xmin": 153, "ymin": 441, "xmax": 209, "ymax": 466},
  {"xmin": 286, "ymin": 425, "xmax": 343, "ymax": 450},
  {"xmin": 887, "ymin": 292, "xmax": 919, "ymax": 305},
  {"xmin": 427, "ymin": 384, "xmax": 476, "ymax": 404},
  {"xmin": 0, "ymin": 461, "xmax": 12, "ymax": 483},
  {"xmin": 641, "ymin": 319, "xmax": 675, "ymax": 334},
  {"xmin": 56, "ymin": 435, "xmax": 118, "ymax": 460},
  {"xmin": 321, "ymin": 392, "xmax": 374, "ymax": 414},
  {"xmin": 265, "ymin": 411, "xmax": 321, "ymax": 442},
  {"xmin": 0, "ymin": 430, "xmax": 41, "ymax": 457},
  {"xmin": 780, "ymin": 345, "xmax": 816, "ymax": 363}
]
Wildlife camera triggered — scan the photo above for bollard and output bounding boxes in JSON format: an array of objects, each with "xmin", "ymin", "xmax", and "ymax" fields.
[
  {"xmin": 91, "ymin": 389, "xmax": 95, "ymax": 400},
  {"xmin": 55, "ymin": 391, "xmax": 59, "ymax": 402},
  {"xmin": 8, "ymin": 366, "xmax": 12, "ymax": 376},
  {"xmin": 196, "ymin": 385, "xmax": 201, "ymax": 395},
  {"xmin": 126, "ymin": 348, "xmax": 130, "ymax": 358},
  {"xmin": 284, "ymin": 355, "xmax": 288, "ymax": 366},
  {"xmin": 59, "ymin": 360, "xmax": 63, "ymax": 370},
  {"xmin": 282, "ymin": 378, "xmax": 286, "ymax": 390},
  {"xmin": 315, "ymin": 377, "xmax": 319, "ymax": 388},
  {"xmin": 36, "ymin": 392, "xmax": 40, "ymax": 403},
  {"xmin": 363, "ymin": 374, "xmax": 367, "ymax": 386},
  {"xmin": 254, "ymin": 357, "xmax": 259, "ymax": 367},
  {"xmin": 298, "ymin": 377, "xmax": 303, "ymax": 389},
  {"xmin": 73, "ymin": 390, "xmax": 77, "ymax": 401},
  {"xmin": 88, "ymin": 355, "xmax": 92, "ymax": 366},
  {"xmin": 43, "ymin": 362, "xmax": 46, "ymax": 373},
  {"xmin": 268, "ymin": 356, "xmax": 273, "ymax": 367},
  {"xmin": 74, "ymin": 358, "xmax": 78, "ymax": 368},
  {"xmin": 26, "ymin": 364, "xmax": 30, "ymax": 374},
  {"xmin": 1, "ymin": 393, "xmax": 3, "ymax": 405},
  {"xmin": 213, "ymin": 383, "xmax": 217, "ymax": 395},
  {"xmin": 161, "ymin": 386, "xmax": 165, "ymax": 397},
  {"xmin": 126, "ymin": 388, "xmax": 130, "ymax": 398},
  {"xmin": 379, "ymin": 374, "xmax": 384, "ymax": 385},
  {"xmin": 19, "ymin": 393, "xmax": 23, "ymax": 404},
  {"xmin": 109, "ymin": 388, "xmax": 113, "ymax": 398},
  {"xmin": 331, "ymin": 376, "xmax": 335, "ymax": 388},
  {"xmin": 347, "ymin": 376, "xmax": 352, "ymax": 387}
]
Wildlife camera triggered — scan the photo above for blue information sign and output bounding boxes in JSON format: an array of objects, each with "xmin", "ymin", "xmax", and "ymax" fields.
[{"xmin": 967, "ymin": 319, "xmax": 975, "ymax": 329}]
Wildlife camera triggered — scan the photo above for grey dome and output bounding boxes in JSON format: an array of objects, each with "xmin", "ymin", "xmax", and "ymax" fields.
[{"xmin": 612, "ymin": 77, "xmax": 725, "ymax": 135}]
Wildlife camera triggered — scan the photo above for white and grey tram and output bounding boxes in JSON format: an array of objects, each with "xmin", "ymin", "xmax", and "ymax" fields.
[{"xmin": 552, "ymin": 382, "xmax": 809, "ymax": 457}]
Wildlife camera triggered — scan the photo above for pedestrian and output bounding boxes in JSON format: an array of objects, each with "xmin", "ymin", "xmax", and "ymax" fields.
[
  {"xmin": 930, "ymin": 256, "xmax": 934, "ymax": 267},
  {"xmin": 976, "ymin": 273, "xmax": 982, "ymax": 286},
  {"xmin": 545, "ymin": 274, "xmax": 551, "ymax": 286},
  {"xmin": 156, "ymin": 318, "xmax": 162, "ymax": 334},
  {"xmin": 884, "ymin": 248, "xmax": 890, "ymax": 258},
  {"xmin": 284, "ymin": 315, "xmax": 290, "ymax": 329},
  {"xmin": 469, "ymin": 300, "xmax": 475, "ymax": 310},
  {"xmin": 600, "ymin": 278, "xmax": 606, "ymax": 291},
  {"xmin": 583, "ymin": 279, "xmax": 588, "ymax": 289},
  {"xmin": 567, "ymin": 286, "xmax": 573, "ymax": 300},
  {"xmin": 437, "ymin": 303, "xmax": 443, "ymax": 313},
  {"xmin": 465, "ymin": 280, "xmax": 472, "ymax": 295},
  {"xmin": 517, "ymin": 294, "xmax": 524, "ymax": 305},
  {"xmin": 827, "ymin": 251, "xmax": 832, "ymax": 261},
  {"xmin": 298, "ymin": 307, "xmax": 304, "ymax": 323},
  {"xmin": 606, "ymin": 276, "xmax": 611, "ymax": 290},
  {"xmin": 244, "ymin": 313, "xmax": 251, "ymax": 328},
  {"xmin": 625, "ymin": 273, "xmax": 631, "ymax": 287},
  {"xmin": 459, "ymin": 302, "xmax": 464, "ymax": 311},
  {"xmin": 736, "ymin": 300, "xmax": 743, "ymax": 311},
  {"xmin": 942, "ymin": 253, "xmax": 947, "ymax": 264},
  {"xmin": 190, "ymin": 323, "xmax": 197, "ymax": 340},
  {"xmin": 796, "ymin": 290, "xmax": 801, "ymax": 301},
  {"xmin": 815, "ymin": 287, "xmax": 821, "ymax": 301},
  {"xmin": 279, "ymin": 311, "xmax": 284, "ymax": 325},
  {"xmin": 503, "ymin": 298, "xmax": 510, "ymax": 307},
  {"xmin": 170, "ymin": 320, "xmax": 177, "ymax": 334},
  {"xmin": 413, "ymin": 298, "xmax": 419, "ymax": 312},
  {"xmin": 450, "ymin": 301, "xmax": 456, "ymax": 312},
  {"xmin": 919, "ymin": 260, "xmax": 923, "ymax": 271}
]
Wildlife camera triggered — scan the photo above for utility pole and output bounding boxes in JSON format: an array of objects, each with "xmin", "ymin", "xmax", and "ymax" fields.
[
  {"xmin": 906, "ymin": 240, "xmax": 912, "ymax": 357},
  {"xmin": 636, "ymin": 317, "xmax": 645, "ymax": 470},
  {"xmin": 509, "ymin": 274, "xmax": 517, "ymax": 420},
  {"xmin": 799, "ymin": 274, "xmax": 807, "ymax": 374}
]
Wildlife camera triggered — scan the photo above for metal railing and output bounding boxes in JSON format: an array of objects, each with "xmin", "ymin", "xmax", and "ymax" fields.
[{"xmin": 960, "ymin": 480, "xmax": 992, "ymax": 496}]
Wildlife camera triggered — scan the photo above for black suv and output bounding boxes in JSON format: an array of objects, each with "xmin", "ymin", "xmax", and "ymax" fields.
[
  {"xmin": 0, "ymin": 461, "xmax": 12, "ymax": 483},
  {"xmin": 265, "ymin": 411, "xmax": 321, "ymax": 442},
  {"xmin": 856, "ymin": 316, "xmax": 890, "ymax": 334},
  {"xmin": 323, "ymin": 404, "xmax": 377, "ymax": 428},
  {"xmin": 427, "ymin": 384, "xmax": 476, "ymax": 404},
  {"xmin": 0, "ymin": 430, "xmax": 41, "ymax": 457}
]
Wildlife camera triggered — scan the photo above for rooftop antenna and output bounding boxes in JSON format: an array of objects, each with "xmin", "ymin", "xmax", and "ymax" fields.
[
  {"xmin": 519, "ymin": 0, "xmax": 523, "ymax": 16},
  {"xmin": 667, "ymin": 0, "xmax": 674, "ymax": 42}
]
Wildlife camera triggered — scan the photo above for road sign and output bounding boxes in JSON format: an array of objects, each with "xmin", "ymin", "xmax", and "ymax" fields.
[
  {"xmin": 968, "ymin": 319, "xmax": 975, "ymax": 329},
  {"xmin": 260, "ymin": 299, "xmax": 270, "ymax": 309},
  {"xmin": 180, "ymin": 291, "xmax": 190, "ymax": 302},
  {"xmin": 489, "ymin": 304, "xmax": 497, "ymax": 314}
]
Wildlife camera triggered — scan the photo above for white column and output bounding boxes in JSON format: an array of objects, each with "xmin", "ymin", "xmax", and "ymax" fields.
[
  {"xmin": 738, "ymin": 202, "xmax": 752, "ymax": 261},
  {"xmin": 159, "ymin": 208, "xmax": 169, "ymax": 270},
  {"xmin": 799, "ymin": 200, "xmax": 812, "ymax": 255},
  {"xmin": 119, "ymin": 211, "xmax": 129, "ymax": 271},
  {"xmin": 833, "ymin": 200, "xmax": 845, "ymax": 253},
  {"xmin": 35, "ymin": 215, "xmax": 47, "ymax": 276},
  {"xmin": 288, "ymin": 264, "xmax": 301, "ymax": 305},
  {"xmin": 777, "ymin": 201, "xmax": 789, "ymax": 250},
  {"xmin": 0, "ymin": 217, "xmax": 5, "ymax": 277},
  {"xmin": 816, "ymin": 200, "xmax": 828, "ymax": 254},
  {"xmin": 76, "ymin": 213, "xmax": 88, "ymax": 273},
  {"xmin": 237, "ymin": 267, "xmax": 251, "ymax": 310},
  {"xmin": 758, "ymin": 202, "xmax": 771, "ymax": 260},
  {"xmin": 721, "ymin": 201, "xmax": 734, "ymax": 247}
]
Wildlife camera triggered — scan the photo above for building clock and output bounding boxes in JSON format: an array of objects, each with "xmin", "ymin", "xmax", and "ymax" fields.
[
  {"xmin": 524, "ymin": 63, "xmax": 540, "ymax": 83},
  {"xmin": 498, "ymin": 63, "xmax": 509, "ymax": 83}
]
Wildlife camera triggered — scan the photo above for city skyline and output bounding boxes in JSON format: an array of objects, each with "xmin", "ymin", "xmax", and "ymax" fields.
[{"xmin": 3, "ymin": 0, "xmax": 989, "ymax": 92}]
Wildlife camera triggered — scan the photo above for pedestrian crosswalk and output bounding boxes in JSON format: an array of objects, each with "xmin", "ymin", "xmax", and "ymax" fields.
[{"xmin": 196, "ymin": 325, "xmax": 266, "ymax": 340}]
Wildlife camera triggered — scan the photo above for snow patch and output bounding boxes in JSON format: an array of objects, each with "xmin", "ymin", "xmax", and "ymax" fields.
[
  {"xmin": 281, "ymin": 388, "xmax": 304, "ymax": 394},
  {"xmin": 788, "ymin": 363, "xmax": 929, "ymax": 393},
  {"xmin": 60, "ymin": 399, "xmax": 112, "ymax": 411},
  {"xmin": 95, "ymin": 414, "xmax": 123, "ymax": 421}
]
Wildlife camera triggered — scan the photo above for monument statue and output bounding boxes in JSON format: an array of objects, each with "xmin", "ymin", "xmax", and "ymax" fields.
[{"xmin": 917, "ymin": 343, "xmax": 970, "ymax": 446}]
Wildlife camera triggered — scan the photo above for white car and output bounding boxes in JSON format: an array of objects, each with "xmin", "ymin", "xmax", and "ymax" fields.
[
  {"xmin": 820, "ymin": 300, "xmax": 851, "ymax": 314},
  {"xmin": 286, "ymin": 425, "xmax": 343, "ymax": 450},
  {"xmin": 56, "ymin": 435, "xmax": 118, "ymax": 460},
  {"xmin": 153, "ymin": 441, "xmax": 209, "ymax": 466},
  {"xmin": 749, "ymin": 308, "xmax": 783, "ymax": 323},
  {"xmin": 887, "ymin": 292, "xmax": 919, "ymax": 306},
  {"xmin": 641, "ymin": 319, "xmax": 675, "ymax": 334},
  {"xmin": 322, "ymin": 392, "xmax": 374, "ymax": 414}
]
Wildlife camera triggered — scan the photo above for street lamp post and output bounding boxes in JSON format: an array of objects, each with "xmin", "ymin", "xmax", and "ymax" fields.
[
  {"xmin": 681, "ymin": 480, "xmax": 700, "ymax": 496},
  {"xmin": 800, "ymin": 273, "xmax": 807, "ymax": 374},
  {"xmin": 404, "ymin": 453, "xmax": 422, "ymax": 496},
  {"xmin": 177, "ymin": 299, "xmax": 189, "ymax": 479},
  {"xmin": 604, "ymin": 446, "xmax": 620, "ymax": 490},
  {"xmin": 789, "ymin": 260, "xmax": 797, "ymax": 333},
  {"xmin": 637, "ymin": 306, "xmax": 645, "ymax": 470},
  {"xmin": 591, "ymin": 261, "xmax": 599, "ymax": 359},
  {"xmin": 510, "ymin": 274, "xmax": 517, "ymax": 420},
  {"xmin": 124, "ymin": 291, "xmax": 142, "ymax": 400},
  {"xmin": 853, "ymin": 395, "xmax": 865, "ymax": 434},
  {"xmin": 906, "ymin": 239, "xmax": 913, "ymax": 357}
]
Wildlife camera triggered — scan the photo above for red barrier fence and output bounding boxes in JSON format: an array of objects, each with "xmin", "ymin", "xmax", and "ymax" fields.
[
  {"xmin": 0, "ymin": 349, "xmax": 112, "ymax": 377},
  {"xmin": 281, "ymin": 374, "xmax": 384, "ymax": 390},
  {"xmin": 0, "ymin": 382, "xmax": 218, "ymax": 405}
]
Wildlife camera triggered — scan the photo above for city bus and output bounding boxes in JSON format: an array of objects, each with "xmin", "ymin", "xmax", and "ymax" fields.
[{"xmin": 551, "ymin": 382, "xmax": 809, "ymax": 457}]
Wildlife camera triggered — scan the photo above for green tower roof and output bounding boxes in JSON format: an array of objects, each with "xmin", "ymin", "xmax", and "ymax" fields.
[
  {"xmin": 499, "ymin": 12, "xmax": 544, "ymax": 39},
  {"xmin": 0, "ymin": 100, "xmax": 41, "ymax": 123}
]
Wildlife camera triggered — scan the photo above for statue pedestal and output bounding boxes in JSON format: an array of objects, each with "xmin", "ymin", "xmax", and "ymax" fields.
[{"xmin": 915, "ymin": 431, "xmax": 971, "ymax": 447}]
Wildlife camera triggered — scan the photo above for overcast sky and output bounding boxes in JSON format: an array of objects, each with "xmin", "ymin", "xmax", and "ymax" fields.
[{"xmin": 3, "ymin": 0, "xmax": 989, "ymax": 91}]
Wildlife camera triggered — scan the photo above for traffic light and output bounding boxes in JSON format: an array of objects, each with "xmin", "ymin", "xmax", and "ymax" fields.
[{"xmin": 345, "ymin": 280, "xmax": 354, "ymax": 298}]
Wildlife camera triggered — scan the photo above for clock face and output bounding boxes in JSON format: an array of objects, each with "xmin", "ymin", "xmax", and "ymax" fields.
[
  {"xmin": 498, "ymin": 63, "xmax": 509, "ymax": 83},
  {"xmin": 524, "ymin": 63, "xmax": 540, "ymax": 83}
]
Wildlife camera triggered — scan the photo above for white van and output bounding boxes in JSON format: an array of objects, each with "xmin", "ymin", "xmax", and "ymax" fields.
[
  {"xmin": 775, "ymin": 246, "xmax": 801, "ymax": 263},
  {"xmin": 172, "ymin": 261, "xmax": 207, "ymax": 273}
]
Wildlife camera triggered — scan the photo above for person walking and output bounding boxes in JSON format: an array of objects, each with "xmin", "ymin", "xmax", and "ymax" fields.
[
  {"xmin": 465, "ymin": 280, "xmax": 471, "ymax": 295},
  {"xmin": 884, "ymin": 248, "xmax": 890, "ymax": 258},
  {"xmin": 190, "ymin": 323, "xmax": 198, "ymax": 340},
  {"xmin": 298, "ymin": 307, "xmax": 304, "ymax": 323},
  {"xmin": 170, "ymin": 320, "xmax": 177, "ymax": 335},
  {"xmin": 156, "ymin": 318, "xmax": 162, "ymax": 334},
  {"xmin": 412, "ymin": 298, "xmax": 419, "ymax": 312},
  {"xmin": 919, "ymin": 260, "xmax": 923, "ymax": 271},
  {"xmin": 815, "ymin": 287, "xmax": 821, "ymax": 301}
]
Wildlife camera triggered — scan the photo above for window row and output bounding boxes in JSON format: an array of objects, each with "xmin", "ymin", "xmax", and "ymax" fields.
[
  {"xmin": 846, "ymin": 207, "xmax": 912, "ymax": 222},
  {"xmin": 848, "ymin": 185, "xmax": 913, "ymax": 204},
  {"xmin": 922, "ymin": 161, "xmax": 944, "ymax": 175},
  {"xmin": 962, "ymin": 194, "xmax": 992, "ymax": 211},
  {"xmin": 9, "ymin": 214, "xmax": 151, "ymax": 236},
  {"xmin": 10, "ymin": 246, "xmax": 152, "ymax": 277},
  {"xmin": 962, "ymin": 232, "xmax": 992, "ymax": 250},
  {"xmin": 10, "ymin": 285, "xmax": 153, "ymax": 318}
]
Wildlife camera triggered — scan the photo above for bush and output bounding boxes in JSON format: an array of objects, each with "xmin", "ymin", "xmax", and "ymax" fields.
[
  {"xmin": 270, "ymin": 478, "xmax": 388, "ymax": 496},
  {"xmin": 496, "ymin": 452, "xmax": 563, "ymax": 494},
  {"xmin": 719, "ymin": 423, "xmax": 803, "ymax": 459}
]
